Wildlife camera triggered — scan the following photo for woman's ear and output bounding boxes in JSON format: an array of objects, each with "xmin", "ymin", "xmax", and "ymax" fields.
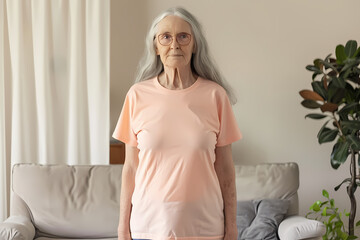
[
  {"xmin": 192, "ymin": 42, "xmax": 196, "ymax": 53},
  {"xmin": 154, "ymin": 38, "xmax": 159, "ymax": 55}
]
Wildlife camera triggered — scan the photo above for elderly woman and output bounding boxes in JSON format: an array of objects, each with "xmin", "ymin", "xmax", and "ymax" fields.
[{"xmin": 113, "ymin": 7, "xmax": 242, "ymax": 240}]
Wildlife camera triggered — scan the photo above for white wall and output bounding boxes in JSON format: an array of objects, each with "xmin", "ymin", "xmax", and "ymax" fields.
[{"xmin": 110, "ymin": 0, "xmax": 360, "ymax": 225}]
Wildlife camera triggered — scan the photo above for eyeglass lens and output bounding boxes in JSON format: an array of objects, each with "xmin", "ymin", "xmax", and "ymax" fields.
[{"xmin": 158, "ymin": 33, "xmax": 191, "ymax": 46}]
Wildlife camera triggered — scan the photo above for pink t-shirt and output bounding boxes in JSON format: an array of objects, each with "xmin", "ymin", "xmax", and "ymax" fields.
[{"xmin": 112, "ymin": 76, "xmax": 242, "ymax": 240}]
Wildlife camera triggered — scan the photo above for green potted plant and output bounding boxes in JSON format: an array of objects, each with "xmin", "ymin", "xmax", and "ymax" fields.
[
  {"xmin": 299, "ymin": 40, "xmax": 360, "ymax": 236},
  {"xmin": 307, "ymin": 189, "xmax": 356, "ymax": 239}
]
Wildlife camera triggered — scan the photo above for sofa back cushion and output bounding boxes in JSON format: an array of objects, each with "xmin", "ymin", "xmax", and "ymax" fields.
[
  {"xmin": 12, "ymin": 164, "xmax": 123, "ymax": 239},
  {"xmin": 234, "ymin": 162, "xmax": 299, "ymax": 216}
]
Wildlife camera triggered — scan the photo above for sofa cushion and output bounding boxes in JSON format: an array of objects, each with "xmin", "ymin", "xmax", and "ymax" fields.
[
  {"xmin": 12, "ymin": 164, "xmax": 123, "ymax": 239},
  {"xmin": 235, "ymin": 162, "xmax": 299, "ymax": 216},
  {"xmin": 278, "ymin": 216, "xmax": 326, "ymax": 239},
  {"xmin": 237, "ymin": 199, "xmax": 290, "ymax": 240}
]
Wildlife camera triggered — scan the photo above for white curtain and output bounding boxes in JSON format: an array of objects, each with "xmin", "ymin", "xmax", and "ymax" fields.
[
  {"xmin": 0, "ymin": 0, "xmax": 109, "ymax": 221},
  {"xmin": 0, "ymin": 0, "xmax": 9, "ymax": 222}
]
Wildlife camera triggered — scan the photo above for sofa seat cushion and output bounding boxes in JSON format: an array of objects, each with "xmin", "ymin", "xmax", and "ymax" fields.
[{"xmin": 237, "ymin": 199, "xmax": 290, "ymax": 240}]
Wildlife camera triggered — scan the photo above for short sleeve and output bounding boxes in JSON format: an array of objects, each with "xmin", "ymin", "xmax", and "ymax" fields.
[
  {"xmin": 216, "ymin": 91, "xmax": 242, "ymax": 147},
  {"xmin": 112, "ymin": 91, "xmax": 138, "ymax": 147}
]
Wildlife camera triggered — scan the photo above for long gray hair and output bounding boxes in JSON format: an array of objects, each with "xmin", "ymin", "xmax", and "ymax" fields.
[{"xmin": 134, "ymin": 7, "xmax": 237, "ymax": 105}]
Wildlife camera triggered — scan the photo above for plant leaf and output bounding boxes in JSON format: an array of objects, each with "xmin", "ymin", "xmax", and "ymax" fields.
[
  {"xmin": 338, "ymin": 102, "xmax": 360, "ymax": 115},
  {"xmin": 305, "ymin": 113, "xmax": 327, "ymax": 119},
  {"xmin": 301, "ymin": 99, "xmax": 322, "ymax": 109},
  {"xmin": 311, "ymin": 201, "xmax": 321, "ymax": 212},
  {"xmin": 330, "ymin": 88, "xmax": 346, "ymax": 104},
  {"xmin": 320, "ymin": 59, "xmax": 337, "ymax": 72},
  {"xmin": 331, "ymin": 141, "xmax": 350, "ymax": 165},
  {"xmin": 341, "ymin": 120, "xmax": 360, "ymax": 131},
  {"xmin": 314, "ymin": 58, "xmax": 324, "ymax": 70},
  {"xmin": 354, "ymin": 47, "xmax": 360, "ymax": 58},
  {"xmin": 317, "ymin": 120, "xmax": 330, "ymax": 138},
  {"xmin": 345, "ymin": 40, "xmax": 357, "ymax": 58},
  {"xmin": 299, "ymin": 90, "xmax": 325, "ymax": 101},
  {"xmin": 336, "ymin": 45, "xmax": 347, "ymax": 64},
  {"xmin": 320, "ymin": 200, "xmax": 329, "ymax": 208},
  {"xmin": 322, "ymin": 189, "xmax": 329, "ymax": 198},
  {"xmin": 331, "ymin": 77, "xmax": 346, "ymax": 88},
  {"xmin": 318, "ymin": 128, "xmax": 338, "ymax": 144},
  {"xmin": 346, "ymin": 135, "xmax": 360, "ymax": 151},
  {"xmin": 324, "ymin": 53, "xmax": 332, "ymax": 61},
  {"xmin": 321, "ymin": 103, "xmax": 338, "ymax": 113},
  {"xmin": 331, "ymin": 143, "xmax": 342, "ymax": 169},
  {"xmin": 306, "ymin": 65, "xmax": 322, "ymax": 74},
  {"xmin": 330, "ymin": 199, "xmax": 335, "ymax": 208},
  {"xmin": 312, "ymin": 73, "xmax": 319, "ymax": 80},
  {"xmin": 329, "ymin": 213, "xmax": 337, "ymax": 223},
  {"xmin": 311, "ymin": 81, "xmax": 327, "ymax": 100},
  {"xmin": 341, "ymin": 58, "xmax": 360, "ymax": 73},
  {"xmin": 322, "ymin": 206, "xmax": 328, "ymax": 216}
]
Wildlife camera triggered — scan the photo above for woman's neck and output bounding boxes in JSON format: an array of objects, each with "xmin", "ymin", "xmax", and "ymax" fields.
[{"xmin": 158, "ymin": 66, "xmax": 197, "ymax": 90}]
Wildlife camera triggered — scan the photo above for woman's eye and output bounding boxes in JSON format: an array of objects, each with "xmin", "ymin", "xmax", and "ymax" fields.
[{"xmin": 163, "ymin": 34, "xmax": 171, "ymax": 39}]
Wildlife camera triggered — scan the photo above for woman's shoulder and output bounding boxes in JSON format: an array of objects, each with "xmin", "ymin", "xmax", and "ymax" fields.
[
  {"xmin": 127, "ymin": 77, "xmax": 157, "ymax": 94},
  {"xmin": 198, "ymin": 77, "xmax": 227, "ymax": 95}
]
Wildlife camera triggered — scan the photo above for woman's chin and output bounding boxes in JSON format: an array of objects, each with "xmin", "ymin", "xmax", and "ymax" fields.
[{"xmin": 164, "ymin": 61, "xmax": 189, "ymax": 69}]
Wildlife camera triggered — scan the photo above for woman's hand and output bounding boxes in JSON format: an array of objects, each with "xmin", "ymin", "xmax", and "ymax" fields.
[
  {"xmin": 117, "ymin": 231, "xmax": 132, "ymax": 240},
  {"xmin": 224, "ymin": 228, "xmax": 238, "ymax": 240}
]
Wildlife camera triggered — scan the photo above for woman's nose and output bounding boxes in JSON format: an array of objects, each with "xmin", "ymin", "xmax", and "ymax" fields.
[{"xmin": 170, "ymin": 38, "xmax": 180, "ymax": 49}]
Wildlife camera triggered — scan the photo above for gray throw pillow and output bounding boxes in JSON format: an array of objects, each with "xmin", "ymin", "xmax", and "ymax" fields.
[{"xmin": 237, "ymin": 199, "xmax": 290, "ymax": 240}]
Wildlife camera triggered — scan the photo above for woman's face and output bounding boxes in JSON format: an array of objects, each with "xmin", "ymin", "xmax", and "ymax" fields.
[{"xmin": 155, "ymin": 16, "xmax": 195, "ymax": 69}]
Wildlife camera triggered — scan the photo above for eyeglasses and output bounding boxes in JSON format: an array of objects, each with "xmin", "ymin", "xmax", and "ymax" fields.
[{"xmin": 157, "ymin": 32, "xmax": 192, "ymax": 46}]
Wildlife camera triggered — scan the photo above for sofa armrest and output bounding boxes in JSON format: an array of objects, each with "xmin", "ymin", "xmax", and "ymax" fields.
[
  {"xmin": 278, "ymin": 215, "xmax": 326, "ymax": 240},
  {"xmin": 0, "ymin": 216, "xmax": 35, "ymax": 240}
]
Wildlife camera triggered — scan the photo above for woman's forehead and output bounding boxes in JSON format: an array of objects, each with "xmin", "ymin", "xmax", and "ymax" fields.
[{"xmin": 157, "ymin": 16, "xmax": 192, "ymax": 33}]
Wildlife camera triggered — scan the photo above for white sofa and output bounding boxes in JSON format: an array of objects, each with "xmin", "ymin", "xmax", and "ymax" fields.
[
  {"xmin": 235, "ymin": 162, "xmax": 325, "ymax": 240},
  {"xmin": 0, "ymin": 162, "xmax": 325, "ymax": 240}
]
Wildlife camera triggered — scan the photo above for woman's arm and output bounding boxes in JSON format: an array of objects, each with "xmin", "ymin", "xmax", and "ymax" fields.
[
  {"xmin": 118, "ymin": 144, "xmax": 139, "ymax": 240},
  {"xmin": 214, "ymin": 144, "xmax": 238, "ymax": 240}
]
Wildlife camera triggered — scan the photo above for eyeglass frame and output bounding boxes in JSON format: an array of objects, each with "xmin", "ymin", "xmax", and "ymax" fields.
[{"xmin": 156, "ymin": 32, "xmax": 192, "ymax": 46}]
